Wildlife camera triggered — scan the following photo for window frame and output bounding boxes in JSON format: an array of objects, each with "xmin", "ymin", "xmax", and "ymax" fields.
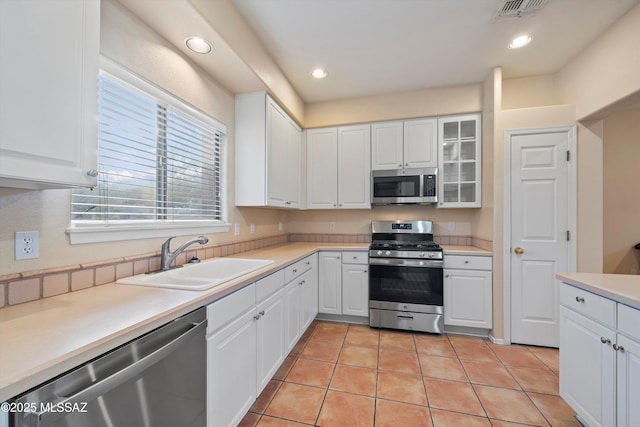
[{"xmin": 67, "ymin": 57, "xmax": 229, "ymax": 244}]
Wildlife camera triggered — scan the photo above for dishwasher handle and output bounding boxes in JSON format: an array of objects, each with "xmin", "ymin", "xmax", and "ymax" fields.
[{"xmin": 33, "ymin": 318, "xmax": 206, "ymax": 425}]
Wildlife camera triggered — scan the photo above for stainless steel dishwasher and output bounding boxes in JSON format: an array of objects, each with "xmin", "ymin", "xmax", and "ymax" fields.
[{"xmin": 9, "ymin": 308, "xmax": 206, "ymax": 427}]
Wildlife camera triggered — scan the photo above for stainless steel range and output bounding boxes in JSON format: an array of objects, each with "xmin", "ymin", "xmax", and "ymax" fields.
[{"xmin": 368, "ymin": 220, "xmax": 444, "ymax": 334}]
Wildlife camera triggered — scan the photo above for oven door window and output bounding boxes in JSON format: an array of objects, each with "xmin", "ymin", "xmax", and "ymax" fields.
[
  {"xmin": 373, "ymin": 175, "xmax": 420, "ymax": 198},
  {"xmin": 369, "ymin": 265, "xmax": 443, "ymax": 306}
]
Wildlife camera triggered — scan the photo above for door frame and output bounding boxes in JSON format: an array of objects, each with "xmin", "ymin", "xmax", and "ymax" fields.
[{"xmin": 502, "ymin": 125, "xmax": 577, "ymax": 345}]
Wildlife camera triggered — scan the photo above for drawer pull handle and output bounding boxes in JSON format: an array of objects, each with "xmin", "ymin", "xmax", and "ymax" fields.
[
  {"xmin": 464, "ymin": 260, "xmax": 469, "ymax": 264},
  {"xmin": 253, "ymin": 315, "xmax": 261, "ymax": 321},
  {"xmin": 600, "ymin": 337, "xmax": 611, "ymax": 345},
  {"xmin": 397, "ymin": 315, "xmax": 414, "ymax": 320},
  {"xmin": 259, "ymin": 310, "xmax": 265, "ymax": 316},
  {"xmin": 613, "ymin": 344, "xmax": 625, "ymax": 352},
  {"xmin": 292, "ymin": 269, "xmax": 297, "ymax": 273},
  {"xmin": 575, "ymin": 296, "xmax": 585, "ymax": 303}
]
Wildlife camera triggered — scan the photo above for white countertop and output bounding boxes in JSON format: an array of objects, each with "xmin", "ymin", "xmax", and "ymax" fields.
[
  {"xmin": 0, "ymin": 242, "xmax": 487, "ymax": 402},
  {"xmin": 556, "ymin": 272, "xmax": 640, "ymax": 310}
]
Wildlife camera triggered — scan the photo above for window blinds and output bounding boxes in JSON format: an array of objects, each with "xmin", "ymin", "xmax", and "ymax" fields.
[{"xmin": 72, "ymin": 72, "xmax": 224, "ymax": 224}]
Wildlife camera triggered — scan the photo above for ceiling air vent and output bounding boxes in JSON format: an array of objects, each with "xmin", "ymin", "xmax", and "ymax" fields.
[{"xmin": 494, "ymin": 0, "xmax": 550, "ymax": 21}]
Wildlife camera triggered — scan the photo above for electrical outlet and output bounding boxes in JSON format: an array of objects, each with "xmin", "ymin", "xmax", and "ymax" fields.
[
  {"xmin": 329, "ymin": 221, "xmax": 336, "ymax": 230},
  {"xmin": 278, "ymin": 222, "xmax": 283, "ymax": 231},
  {"xmin": 250, "ymin": 224, "xmax": 255, "ymax": 234},
  {"xmin": 15, "ymin": 231, "xmax": 39, "ymax": 260},
  {"xmin": 448, "ymin": 222, "xmax": 456, "ymax": 231},
  {"xmin": 234, "ymin": 224, "xmax": 240, "ymax": 236}
]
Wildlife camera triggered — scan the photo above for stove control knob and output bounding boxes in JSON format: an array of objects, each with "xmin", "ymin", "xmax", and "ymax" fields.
[
  {"xmin": 419, "ymin": 252, "xmax": 425, "ymax": 258},
  {"xmin": 377, "ymin": 250, "xmax": 383, "ymax": 256},
  {"xmin": 385, "ymin": 251, "xmax": 391, "ymax": 256},
  {"xmin": 419, "ymin": 261, "xmax": 425, "ymax": 266}
]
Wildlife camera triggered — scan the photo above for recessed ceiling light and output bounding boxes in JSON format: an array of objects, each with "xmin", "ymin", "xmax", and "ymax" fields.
[
  {"xmin": 508, "ymin": 34, "xmax": 532, "ymax": 49},
  {"xmin": 185, "ymin": 37, "xmax": 213, "ymax": 54},
  {"xmin": 311, "ymin": 68, "xmax": 328, "ymax": 79}
]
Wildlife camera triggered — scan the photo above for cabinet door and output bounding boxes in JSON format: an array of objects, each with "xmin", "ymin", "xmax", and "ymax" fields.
[
  {"xmin": 301, "ymin": 269, "xmax": 319, "ymax": 330},
  {"xmin": 371, "ymin": 121, "xmax": 403, "ymax": 170},
  {"xmin": 437, "ymin": 114, "xmax": 481, "ymax": 208},
  {"xmin": 342, "ymin": 264, "xmax": 369, "ymax": 317},
  {"xmin": 0, "ymin": 0, "xmax": 99, "ymax": 189},
  {"xmin": 307, "ymin": 128, "xmax": 338, "ymax": 209},
  {"xmin": 404, "ymin": 118, "xmax": 437, "ymax": 168},
  {"xmin": 559, "ymin": 306, "xmax": 616, "ymax": 427},
  {"xmin": 444, "ymin": 269, "xmax": 492, "ymax": 329},
  {"xmin": 617, "ymin": 334, "xmax": 640, "ymax": 427},
  {"xmin": 207, "ymin": 308, "xmax": 257, "ymax": 427},
  {"xmin": 338, "ymin": 124, "xmax": 371, "ymax": 209},
  {"xmin": 286, "ymin": 121, "xmax": 302, "ymax": 208},
  {"xmin": 266, "ymin": 99, "xmax": 289, "ymax": 207},
  {"xmin": 284, "ymin": 279, "xmax": 302, "ymax": 354},
  {"xmin": 318, "ymin": 252, "xmax": 343, "ymax": 314},
  {"xmin": 256, "ymin": 289, "xmax": 286, "ymax": 394}
]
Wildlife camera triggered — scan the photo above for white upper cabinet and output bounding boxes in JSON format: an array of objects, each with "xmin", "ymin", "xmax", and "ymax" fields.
[
  {"xmin": 306, "ymin": 128, "xmax": 339, "ymax": 209},
  {"xmin": 338, "ymin": 125, "xmax": 371, "ymax": 209},
  {"xmin": 437, "ymin": 114, "xmax": 482, "ymax": 208},
  {"xmin": 236, "ymin": 92, "xmax": 303, "ymax": 208},
  {"xmin": 0, "ymin": 0, "xmax": 100, "ymax": 189},
  {"xmin": 307, "ymin": 124, "xmax": 370, "ymax": 209},
  {"xmin": 371, "ymin": 118, "xmax": 437, "ymax": 170}
]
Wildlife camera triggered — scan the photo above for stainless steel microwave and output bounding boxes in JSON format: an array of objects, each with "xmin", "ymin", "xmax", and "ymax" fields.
[{"xmin": 371, "ymin": 167, "xmax": 438, "ymax": 205}]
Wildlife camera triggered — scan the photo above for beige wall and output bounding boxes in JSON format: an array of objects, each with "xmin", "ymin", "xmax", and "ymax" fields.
[
  {"xmin": 0, "ymin": 0, "xmax": 286, "ymax": 276},
  {"xmin": 304, "ymin": 84, "xmax": 482, "ymax": 128},
  {"xmin": 556, "ymin": 2, "xmax": 640, "ymax": 120},
  {"xmin": 502, "ymin": 75, "xmax": 561, "ymax": 110},
  {"xmin": 603, "ymin": 109, "xmax": 640, "ymax": 274}
]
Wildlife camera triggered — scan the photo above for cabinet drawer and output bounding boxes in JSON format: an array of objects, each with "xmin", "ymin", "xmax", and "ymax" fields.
[
  {"xmin": 284, "ymin": 255, "xmax": 313, "ymax": 283},
  {"xmin": 342, "ymin": 251, "xmax": 368, "ymax": 265},
  {"xmin": 256, "ymin": 269, "xmax": 285, "ymax": 302},
  {"xmin": 207, "ymin": 283, "xmax": 256, "ymax": 334},
  {"xmin": 618, "ymin": 303, "xmax": 640, "ymax": 339},
  {"xmin": 559, "ymin": 283, "xmax": 616, "ymax": 328},
  {"xmin": 444, "ymin": 255, "xmax": 492, "ymax": 271}
]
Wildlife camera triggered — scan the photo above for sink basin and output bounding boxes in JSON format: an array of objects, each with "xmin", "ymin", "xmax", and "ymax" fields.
[{"xmin": 116, "ymin": 258, "xmax": 274, "ymax": 290}]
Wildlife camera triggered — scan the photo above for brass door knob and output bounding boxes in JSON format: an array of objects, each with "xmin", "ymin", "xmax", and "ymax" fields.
[{"xmin": 514, "ymin": 247, "xmax": 524, "ymax": 255}]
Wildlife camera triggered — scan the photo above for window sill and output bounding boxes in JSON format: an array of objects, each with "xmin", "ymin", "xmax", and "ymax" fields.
[{"xmin": 66, "ymin": 222, "xmax": 231, "ymax": 244}]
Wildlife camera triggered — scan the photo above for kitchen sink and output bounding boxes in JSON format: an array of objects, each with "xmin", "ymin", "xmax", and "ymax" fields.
[{"xmin": 116, "ymin": 258, "xmax": 274, "ymax": 291}]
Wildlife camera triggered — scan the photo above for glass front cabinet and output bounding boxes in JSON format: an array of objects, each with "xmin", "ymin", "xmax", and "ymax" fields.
[{"xmin": 437, "ymin": 114, "xmax": 482, "ymax": 208}]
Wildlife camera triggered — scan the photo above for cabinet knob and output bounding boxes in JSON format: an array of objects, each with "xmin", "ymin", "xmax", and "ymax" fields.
[
  {"xmin": 405, "ymin": 163, "xmax": 408, "ymax": 166},
  {"xmin": 613, "ymin": 344, "xmax": 625, "ymax": 352},
  {"xmin": 292, "ymin": 269, "xmax": 297, "ymax": 273},
  {"xmin": 86, "ymin": 169, "xmax": 99, "ymax": 177},
  {"xmin": 364, "ymin": 270, "xmax": 367, "ymax": 273},
  {"xmin": 514, "ymin": 247, "xmax": 524, "ymax": 255},
  {"xmin": 398, "ymin": 164, "xmax": 402, "ymax": 167},
  {"xmin": 575, "ymin": 296, "xmax": 585, "ymax": 303},
  {"xmin": 600, "ymin": 337, "xmax": 611, "ymax": 345}
]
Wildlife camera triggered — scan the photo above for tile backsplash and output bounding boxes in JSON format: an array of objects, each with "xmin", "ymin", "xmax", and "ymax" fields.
[{"xmin": 1, "ymin": 233, "xmax": 491, "ymax": 308}]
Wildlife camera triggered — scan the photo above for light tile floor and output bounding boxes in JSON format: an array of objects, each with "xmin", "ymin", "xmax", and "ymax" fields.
[{"xmin": 240, "ymin": 321, "xmax": 581, "ymax": 427}]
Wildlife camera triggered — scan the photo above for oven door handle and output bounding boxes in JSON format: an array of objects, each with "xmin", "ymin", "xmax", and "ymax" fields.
[{"xmin": 368, "ymin": 258, "xmax": 443, "ymax": 268}]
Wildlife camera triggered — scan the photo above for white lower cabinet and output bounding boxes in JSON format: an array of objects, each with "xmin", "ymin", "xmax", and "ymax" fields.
[
  {"xmin": 256, "ymin": 289, "xmax": 286, "ymax": 392},
  {"xmin": 319, "ymin": 251, "xmax": 369, "ymax": 318},
  {"xmin": 559, "ymin": 283, "xmax": 640, "ymax": 427},
  {"xmin": 617, "ymin": 334, "xmax": 640, "ymax": 427},
  {"xmin": 560, "ymin": 306, "xmax": 616, "ymax": 427},
  {"xmin": 318, "ymin": 252, "xmax": 343, "ymax": 314},
  {"xmin": 342, "ymin": 263, "xmax": 369, "ymax": 317},
  {"xmin": 443, "ymin": 255, "xmax": 492, "ymax": 329},
  {"xmin": 207, "ymin": 255, "xmax": 317, "ymax": 427}
]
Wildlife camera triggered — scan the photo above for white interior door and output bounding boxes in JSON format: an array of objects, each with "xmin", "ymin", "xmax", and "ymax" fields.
[{"xmin": 509, "ymin": 129, "xmax": 571, "ymax": 347}]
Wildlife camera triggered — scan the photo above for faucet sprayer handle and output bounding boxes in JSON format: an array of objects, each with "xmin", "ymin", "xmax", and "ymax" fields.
[{"xmin": 162, "ymin": 236, "xmax": 177, "ymax": 249}]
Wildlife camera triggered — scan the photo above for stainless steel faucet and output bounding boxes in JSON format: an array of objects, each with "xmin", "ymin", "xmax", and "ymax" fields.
[{"xmin": 160, "ymin": 236, "xmax": 209, "ymax": 271}]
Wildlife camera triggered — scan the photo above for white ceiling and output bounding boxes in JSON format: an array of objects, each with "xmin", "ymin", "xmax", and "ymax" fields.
[
  {"xmin": 231, "ymin": 0, "xmax": 638, "ymax": 102},
  {"xmin": 118, "ymin": 0, "xmax": 638, "ymax": 104}
]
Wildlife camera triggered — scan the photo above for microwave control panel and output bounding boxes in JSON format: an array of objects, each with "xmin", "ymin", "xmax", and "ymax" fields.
[{"xmin": 424, "ymin": 175, "xmax": 436, "ymax": 197}]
